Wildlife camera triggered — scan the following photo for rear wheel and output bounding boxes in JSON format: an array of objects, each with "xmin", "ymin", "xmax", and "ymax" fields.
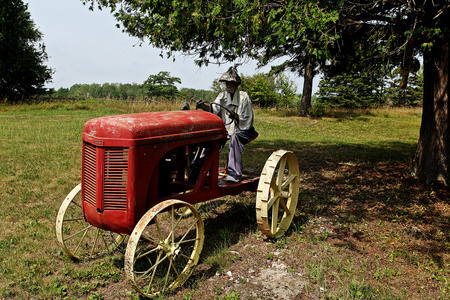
[
  {"xmin": 55, "ymin": 184, "xmax": 126, "ymax": 259},
  {"xmin": 125, "ymin": 199, "xmax": 204, "ymax": 298},
  {"xmin": 256, "ymin": 150, "xmax": 300, "ymax": 238}
]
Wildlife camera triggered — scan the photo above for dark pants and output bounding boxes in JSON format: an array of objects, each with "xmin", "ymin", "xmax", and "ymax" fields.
[
  {"xmin": 227, "ymin": 127, "xmax": 258, "ymax": 178},
  {"xmin": 188, "ymin": 127, "xmax": 257, "ymax": 182}
]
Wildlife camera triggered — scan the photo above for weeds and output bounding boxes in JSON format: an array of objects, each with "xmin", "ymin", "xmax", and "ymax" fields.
[{"xmin": 222, "ymin": 291, "xmax": 240, "ymax": 300}]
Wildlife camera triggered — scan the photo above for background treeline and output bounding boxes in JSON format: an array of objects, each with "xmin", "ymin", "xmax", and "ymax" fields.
[
  {"xmin": 49, "ymin": 71, "xmax": 303, "ymax": 108},
  {"xmin": 48, "ymin": 67, "xmax": 423, "ymax": 112},
  {"xmin": 53, "ymin": 83, "xmax": 219, "ymax": 103},
  {"xmin": 0, "ymin": 0, "xmax": 426, "ymax": 114}
]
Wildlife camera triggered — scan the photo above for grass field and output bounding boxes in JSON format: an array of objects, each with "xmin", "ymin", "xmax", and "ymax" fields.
[{"xmin": 0, "ymin": 100, "xmax": 448, "ymax": 299}]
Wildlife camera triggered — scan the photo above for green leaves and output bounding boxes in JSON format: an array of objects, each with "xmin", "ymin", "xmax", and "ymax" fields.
[
  {"xmin": 0, "ymin": 0, "xmax": 53, "ymax": 101},
  {"xmin": 143, "ymin": 71, "xmax": 181, "ymax": 98},
  {"xmin": 317, "ymin": 70, "xmax": 386, "ymax": 109},
  {"xmin": 239, "ymin": 72, "xmax": 298, "ymax": 108},
  {"xmin": 83, "ymin": 0, "xmax": 339, "ymax": 74}
]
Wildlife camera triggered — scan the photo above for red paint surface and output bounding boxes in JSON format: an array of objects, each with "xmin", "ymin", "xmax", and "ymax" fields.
[{"xmin": 81, "ymin": 110, "xmax": 258, "ymax": 234}]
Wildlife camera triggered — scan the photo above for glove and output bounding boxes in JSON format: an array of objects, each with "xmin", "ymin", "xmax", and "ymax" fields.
[
  {"xmin": 196, "ymin": 101, "xmax": 211, "ymax": 112},
  {"xmin": 229, "ymin": 110, "xmax": 239, "ymax": 122},
  {"xmin": 181, "ymin": 102, "xmax": 190, "ymax": 110}
]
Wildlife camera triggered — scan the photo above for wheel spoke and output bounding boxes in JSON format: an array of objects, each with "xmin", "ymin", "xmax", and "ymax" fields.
[
  {"xmin": 281, "ymin": 174, "xmax": 297, "ymax": 191},
  {"xmin": 155, "ymin": 216, "xmax": 163, "ymax": 242},
  {"xmin": 63, "ymin": 224, "xmax": 92, "ymax": 241},
  {"xmin": 171, "ymin": 205, "xmax": 175, "ymax": 244},
  {"xmin": 277, "ymin": 156, "xmax": 287, "ymax": 187},
  {"xmin": 140, "ymin": 234, "xmax": 161, "ymax": 246},
  {"xmin": 170, "ymin": 205, "xmax": 188, "ymax": 244},
  {"xmin": 163, "ymin": 257, "xmax": 173, "ymax": 292},
  {"xmin": 125, "ymin": 200, "xmax": 204, "ymax": 297},
  {"xmin": 149, "ymin": 252, "xmax": 164, "ymax": 288},
  {"xmin": 135, "ymin": 245, "xmax": 159, "ymax": 260},
  {"xmin": 270, "ymin": 177, "xmax": 280, "ymax": 194},
  {"xmin": 271, "ymin": 199, "xmax": 280, "ymax": 234},
  {"xmin": 100, "ymin": 231, "xmax": 111, "ymax": 251},
  {"xmin": 90, "ymin": 228, "xmax": 101, "ymax": 256},
  {"xmin": 177, "ymin": 219, "xmax": 200, "ymax": 245},
  {"xmin": 278, "ymin": 198, "xmax": 291, "ymax": 216},
  {"xmin": 267, "ymin": 194, "xmax": 277, "ymax": 209},
  {"xmin": 171, "ymin": 257, "xmax": 180, "ymax": 277},
  {"xmin": 178, "ymin": 252, "xmax": 194, "ymax": 261},
  {"xmin": 178, "ymin": 237, "xmax": 201, "ymax": 245},
  {"xmin": 63, "ymin": 217, "xmax": 85, "ymax": 222},
  {"xmin": 73, "ymin": 225, "xmax": 90, "ymax": 256},
  {"xmin": 137, "ymin": 251, "xmax": 165, "ymax": 282},
  {"xmin": 141, "ymin": 252, "xmax": 163, "ymax": 294},
  {"xmin": 71, "ymin": 200, "xmax": 82, "ymax": 209}
]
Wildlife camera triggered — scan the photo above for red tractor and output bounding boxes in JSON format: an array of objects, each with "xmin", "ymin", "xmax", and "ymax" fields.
[{"xmin": 56, "ymin": 110, "xmax": 299, "ymax": 297}]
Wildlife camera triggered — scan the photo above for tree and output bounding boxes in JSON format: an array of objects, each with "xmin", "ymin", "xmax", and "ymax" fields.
[
  {"xmin": 0, "ymin": 0, "xmax": 53, "ymax": 102},
  {"xmin": 54, "ymin": 87, "xmax": 70, "ymax": 99},
  {"xmin": 179, "ymin": 88, "xmax": 216, "ymax": 102},
  {"xmin": 143, "ymin": 71, "xmax": 181, "ymax": 99},
  {"xmin": 82, "ymin": 0, "xmax": 339, "ymax": 115},
  {"xmin": 331, "ymin": 1, "xmax": 449, "ymax": 184},
  {"xmin": 317, "ymin": 64, "xmax": 424, "ymax": 109},
  {"xmin": 240, "ymin": 73, "xmax": 298, "ymax": 108},
  {"xmin": 411, "ymin": 34, "xmax": 449, "ymax": 184},
  {"xmin": 385, "ymin": 67, "xmax": 423, "ymax": 107},
  {"xmin": 83, "ymin": 0, "xmax": 450, "ymax": 184},
  {"xmin": 211, "ymin": 72, "xmax": 298, "ymax": 108},
  {"xmin": 317, "ymin": 70, "xmax": 385, "ymax": 109}
]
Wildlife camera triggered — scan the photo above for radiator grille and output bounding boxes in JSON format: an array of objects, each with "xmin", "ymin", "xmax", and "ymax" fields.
[
  {"xmin": 82, "ymin": 143, "xmax": 129, "ymax": 211},
  {"xmin": 103, "ymin": 148, "xmax": 129, "ymax": 210},
  {"xmin": 83, "ymin": 143, "xmax": 97, "ymax": 207}
]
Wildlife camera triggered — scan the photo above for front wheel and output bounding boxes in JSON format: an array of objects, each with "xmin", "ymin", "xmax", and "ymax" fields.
[
  {"xmin": 125, "ymin": 199, "xmax": 204, "ymax": 298},
  {"xmin": 55, "ymin": 184, "xmax": 126, "ymax": 259}
]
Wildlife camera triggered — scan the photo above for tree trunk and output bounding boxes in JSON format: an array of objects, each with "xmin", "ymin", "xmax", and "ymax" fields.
[
  {"xmin": 411, "ymin": 34, "xmax": 450, "ymax": 184},
  {"xmin": 300, "ymin": 56, "xmax": 314, "ymax": 116}
]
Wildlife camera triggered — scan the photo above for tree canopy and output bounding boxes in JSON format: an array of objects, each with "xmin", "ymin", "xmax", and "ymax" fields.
[
  {"xmin": 83, "ymin": 0, "xmax": 338, "ymax": 66},
  {"xmin": 142, "ymin": 71, "xmax": 181, "ymax": 98},
  {"xmin": 82, "ymin": 0, "xmax": 450, "ymax": 184},
  {"xmin": 82, "ymin": 0, "xmax": 340, "ymax": 114},
  {"xmin": 0, "ymin": 0, "xmax": 53, "ymax": 101},
  {"xmin": 317, "ymin": 70, "xmax": 385, "ymax": 109},
  {"xmin": 240, "ymin": 73, "xmax": 298, "ymax": 108},
  {"xmin": 210, "ymin": 72, "xmax": 299, "ymax": 108}
]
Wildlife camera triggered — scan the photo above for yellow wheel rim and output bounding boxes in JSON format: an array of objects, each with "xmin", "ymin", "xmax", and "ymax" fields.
[
  {"xmin": 256, "ymin": 150, "xmax": 300, "ymax": 238},
  {"xmin": 125, "ymin": 199, "xmax": 204, "ymax": 298},
  {"xmin": 55, "ymin": 184, "xmax": 126, "ymax": 259}
]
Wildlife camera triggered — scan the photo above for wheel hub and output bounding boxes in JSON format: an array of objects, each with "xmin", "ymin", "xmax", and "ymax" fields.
[{"xmin": 159, "ymin": 240, "xmax": 181, "ymax": 258}]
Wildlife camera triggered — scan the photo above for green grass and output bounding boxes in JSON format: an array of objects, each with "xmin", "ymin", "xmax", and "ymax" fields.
[
  {"xmin": 0, "ymin": 100, "xmax": 182, "ymax": 299},
  {"xmin": 0, "ymin": 100, "xmax": 447, "ymax": 299}
]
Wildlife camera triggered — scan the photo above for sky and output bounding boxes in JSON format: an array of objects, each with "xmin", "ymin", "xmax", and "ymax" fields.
[{"xmin": 26, "ymin": 0, "xmax": 317, "ymax": 93}]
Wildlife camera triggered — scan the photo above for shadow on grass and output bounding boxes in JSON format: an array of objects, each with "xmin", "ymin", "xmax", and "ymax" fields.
[
  {"xmin": 193, "ymin": 138, "xmax": 449, "ymax": 284},
  {"xmin": 245, "ymin": 139, "xmax": 417, "ymax": 166},
  {"xmin": 192, "ymin": 198, "xmax": 258, "ymax": 278}
]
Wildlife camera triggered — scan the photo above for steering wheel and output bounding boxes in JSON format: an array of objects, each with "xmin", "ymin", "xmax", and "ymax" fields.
[{"xmin": 196, "ymin": 101, "xmax": 236, "ymax": 127}]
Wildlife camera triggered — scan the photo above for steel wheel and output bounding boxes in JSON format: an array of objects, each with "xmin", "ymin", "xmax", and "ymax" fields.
[
  {"xmin": 125, "ymin": 199, "xmax": 204, "ymax": 298},
  {"xmin": 56, "ymin": 184, "xmax": 126, "ymax": 259},
  {"xmin": 256, "ymin": 150, "xmax": 299, "ymax": 238}
]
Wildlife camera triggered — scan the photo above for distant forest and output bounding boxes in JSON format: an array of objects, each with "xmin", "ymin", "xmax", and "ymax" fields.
[
  {"xmin": 47, "ymin": 66, "xmax": 423, "ymax": 110},
  {"xmin": 51, "ymin": 83, "xmax": 216, "ymax": 102}
]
